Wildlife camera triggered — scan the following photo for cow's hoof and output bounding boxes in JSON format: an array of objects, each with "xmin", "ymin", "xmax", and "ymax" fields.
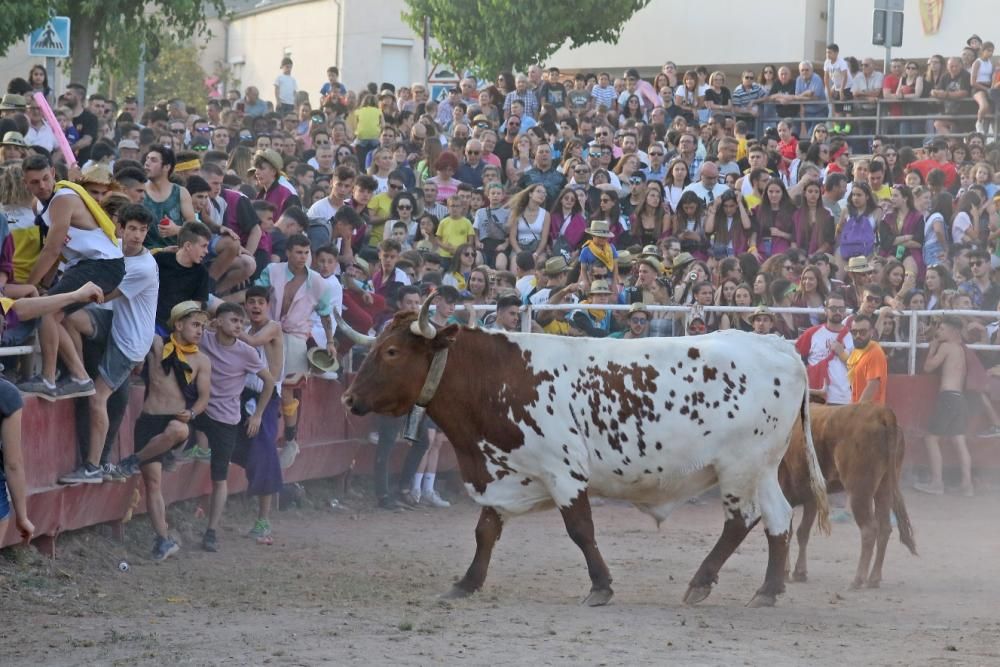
[
  {"xmin": 582, "ymin": 587, "xmax": 614, "ymax": 607},
  {"xmin": 746, "ymin": 592, "xmax": 777, "ymax": 608},
  {"xmin": 792, "ymin": 571, "xmax": 808, "ymax": 583},
  {"xmin": 683, "ymin": 585, "xmax": 712, "ymax": 605},
  {"xmin": 441, "ymin": 585, "xmax": 474, "ymax": 599}
]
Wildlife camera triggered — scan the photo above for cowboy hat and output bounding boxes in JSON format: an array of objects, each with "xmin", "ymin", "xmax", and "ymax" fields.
[
  {"xmin": 0, "ymin": 94, "xmax": 26, "ymax": 111},
  {"xmin": 589, "ymin": 279, "xmax": 612, "ymax": 295},
  {"xmin": 167, "ymin": 300, "xmax": 207, "ymax": 329},
  {"xmin": 252, "ymin": 148, "xmax": 284, "ymax": 172},
  {"xmin": 640, "ymin": 244, "xmax": 662, "ymax": 259},
  {"xmin": 77, "ymin": 163, "xmax": 118, "ymax": 187},
  {"xmin": 638, "ymin": 255, "xmax": 664, "ymax": 274},
  {"xmin": 846, "ymin": 256, "xmax": 874, "ymax": 273},
  {"xmin": 750, "ymin": 305, "xmax": 774, "ymax": 321},
  {"xmin": 1, "ymin": 131, "xmax": 27, "ymax": 148},
  {"xmin": 672, "ymin": 252, "xmax": 695, "ymax": 270},
  {"xmin": 543, "ymin": 255, "xmax": 570, "ymax": 276},
  {"xmin": 307, "ymin": 347, "xmax": 340, "ymax": 374},
  {"xmin": 616, "ymin": 250, "xmax": 635, "ymax": 268},
  {"xmin": 628, "ymin": 302, "xmax": 649, "ymax": 316},
  {"xmin": 585, "ymin": 220, "xmax": 614, "ymax": 238}
]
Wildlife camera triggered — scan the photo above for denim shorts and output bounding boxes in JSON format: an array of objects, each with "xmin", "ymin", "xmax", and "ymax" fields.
[{"xmin": 85, "ymin": 306, "xmax": 140, "ymax": 391}]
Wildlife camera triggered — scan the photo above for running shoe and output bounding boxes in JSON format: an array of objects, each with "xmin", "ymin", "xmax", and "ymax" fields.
[
  {"xmin": 55, "ymin": 377, "xmax": 96, "ymax": 400},
  {"xmin": 59, "ymin": 463, "xmax": 103, "ymax": 485},
  {"xmin": 18, "ymin": 375, "xmax": 59, "ymax": 401},
  {"xmin": 202, "ymin": 529, "xmax": 218, "ymax": 552},
  {"xmin": 247, "ymin": 519, "xmax": 272, "ymax": 540},
  {"xmin": 421, "ymin": 490, "xmax": 451, "ymax": 508},
  {"xmin": 151, "ymin": 536, "xmax": 180, "ymax": 562}
]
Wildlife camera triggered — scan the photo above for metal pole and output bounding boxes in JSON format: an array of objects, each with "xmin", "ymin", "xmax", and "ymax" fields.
[
  {"xmin": 45, "ymin": 57, "xmax": 56, "ymax": 100},
  {"xmin": 884, "ymin": 11, "xmax": 893, "ymax": 72},
  {"xmin": 137, "ymin": 43, "xmax": 146, "ymax": 111},
  {"xmin": 826, "ymin": 0, "xmax": 835, "ymax": 45},
  {"xmin": 907, "ymin": 310, "xmax": 918, "ymax": 375},
  {"xmin": 521, "ymin": 305, "xmax": 532, "ymax": 333},
  {"xmin": 423, "ymin": 16, "xmax": 431, "ymax": 85}
]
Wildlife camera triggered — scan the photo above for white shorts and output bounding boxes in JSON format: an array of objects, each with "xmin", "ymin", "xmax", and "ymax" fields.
[{"xmin": 283, "ymin": 334, "xmax": 309, "ymax": 381}]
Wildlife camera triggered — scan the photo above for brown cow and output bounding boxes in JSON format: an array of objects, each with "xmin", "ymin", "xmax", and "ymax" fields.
[{"xmin": 779, "ymin": 402, "xmax": 917, "ymax": 589}]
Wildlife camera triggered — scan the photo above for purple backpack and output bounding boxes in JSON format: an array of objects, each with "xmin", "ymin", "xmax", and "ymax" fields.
[{"xmin": 838, "ymin": 214, "xmax": 876, "ymax": 259}]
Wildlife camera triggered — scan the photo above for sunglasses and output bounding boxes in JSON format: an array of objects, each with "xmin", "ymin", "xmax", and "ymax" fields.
[
  {"xmin": 462, "ymin": 251, "xmax": 475, "ymax": 257},
  {"xmin": 595, "ymin": 131, "xmax": 609, "ymax": 137},
  {"xmin": 171, "ymin": 128, "xmax": 185, "ymax": 134},
  {"xmin": 194, "ymin": 126, "xmax": 211, "ymax": 133},
  {"xmin": 783, "ymin": 264, "xmax": 795, "ymax": 271},
  {"xmin": 649, "ymin": 151, "xmax": 664, "ymax": 156},
  {"xmin": 865, "ymin": 295, "xmax": 881, "ymax": 302},
  {"xmin": 315, "ymin": 139, "xmax": 331, "ymax": 145},
  {"xmin": 388, "ymin": 183, "xmax": 403, "ymax": 190},
  {"xmin": 397, "ymin": 204, "xmax": 412, "ymax": 210},
  {"xmin": 630, "ymin": 317, "xmax": 649, "ymax": 324}
]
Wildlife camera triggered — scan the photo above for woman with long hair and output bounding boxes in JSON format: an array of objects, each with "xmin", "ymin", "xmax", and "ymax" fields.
[
  {"xmin": 703, "ymin": 71, "xmax": 733, "ymax": 113},
  {"xmin": 879, "ymin": 259, "xmax": 910, "ymax": 305},
  {"xmin": 414, "ymin": 212, "xmax": 440, "ymax": 251},
  {"xmin": 705, "ymin": 190, "xmax": 754, "ymax": 258},
  {"xmin": 835, "ymin": 181, "xmax": 880, "ymax": 267},
  {"xmin": 672, "ymin": 260, "xmax": 710, "ymax": 305},
  {"xmin": 495, "ymin": 72, "xmax": 515, "ymax": 97},
  {"xmin": 445, "ymin": 242, "xmax": 478, "ymax": 289},
  {"xmin": 467, "ymin": 265, "xmax": 492, "ymax": 306},
  {"xmin": 879, "ymin": 184, "xmax": 925, "ymax": 278},
  {"xmin": 923, "ymin": 190, "xmax": 951, "ymax": 267},
  {"xmin": 549, "ymin": 186, "xmax": 587, "ymax": 255},
  {"xmin": 387, "ymin": 190, "xmax": 419, "ymax": 242},
  {"xmin": 559, "ymin": 139, "xmax": 584, "ymax": 173},
  {"xmin": 752, "ymin": 271, "xmax": 774, "ymax": 306},
  {"xmin": 506, "ymin": 134, "xmax": 533, "ymax": 186},
  {"xmin": 631, "ymin": 181, "xmax": 667, "ymax": 247},
  {"xmin": 367, "ymin": 147, "xmax": 395, "ymax": 193},
  {"xmin": 924, "ymin": 263, "xmax": 956, "ymax": 310},
  {"xmin": 754, "ymin": 178, "xmax": 797, "ymax": 258},
  {"xmin": 719, "ymin": 282, "xmax": 755, "ymax": 331},
  {"xmin": 671, "ymin": 190, "xmax": 708, "ymax": 260},
  {"xmin": 952, "ymin": 190, "xmax": 982, "ymax": 246},
  {"xmin": 425, "ymin": 150, "xmax": 461, "ymax": 203},
  {"xmin": 790, "ymin": 264, "xmax": 828, "ymax": 332},
  {"xmin": 674, "ymin": 70, "xmax": 702, "ymax": 122},
  {"xmin": 620, "ymin": 94, "xmax": 646, "ymax": 124},
  {"xmin": 793, "ymin": 179, "xmax": 836, "ymax": 254},
  {"xmin": 882, "ymin": 144, "xmax": 905, "ymax": 184},
  {"xmin": 663, "ymin": 158, "xmax": 690, "ymax": 213},
  {"xmin": 227, "ymin": 145, "xmax": 255, "ymax": 183},
  {"xmin": 507, "ymin": 183, "xmax": 551, "ymax": 261}
]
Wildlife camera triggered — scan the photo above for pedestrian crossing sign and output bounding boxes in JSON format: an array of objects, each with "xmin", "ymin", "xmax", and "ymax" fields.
[{"xmin": 29, "ymin": 17, "xmax": 71, "ymax": 58}]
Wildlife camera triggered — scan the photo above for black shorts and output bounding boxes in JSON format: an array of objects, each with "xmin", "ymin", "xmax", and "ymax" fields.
[
  {"xmin": 134, "ymin": 413, "xmax": 182, "ymax": 467},
  {"xmin": 48, "ymin": 258, "xmax": 126, "ymax": 313},
  {"xmin": 928, "ymin": 391, "xmax": 967, "ymax": 437},
  {"xmin": 194, "ymin": 413, "xmax": 239, "ymax": 482}
]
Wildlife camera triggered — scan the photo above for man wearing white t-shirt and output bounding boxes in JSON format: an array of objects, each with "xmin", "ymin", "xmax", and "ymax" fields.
[
  {"xmin": 274, "ymin": 57, "xmax": 298, "ymax": 113},
  {"xmin": 823, "ymin": 44, "xmax": 852, "ymax": 130},
  {"xmin": 795, "ymin": 293, "xmax": 855, "ymax": 405},
  {"xmin": 60, "ymin": 205, "xmax": 160, "ymax": 484}
]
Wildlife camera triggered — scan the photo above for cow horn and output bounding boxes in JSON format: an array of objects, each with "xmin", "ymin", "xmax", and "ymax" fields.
[
  {"xmin": 410, "ymin": 294, "xmax": 438, "ymax": 339},
  {"xmin": 333, "ymin": 309, "xmax": 376, "ymax": 346}
]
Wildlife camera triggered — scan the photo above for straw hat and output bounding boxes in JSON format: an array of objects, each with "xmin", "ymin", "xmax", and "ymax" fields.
[
  {"xmin": 543, "ymin": 255, "xmax": 570, "ymax": 276},
  {"xmin": 846, "ymin": 256, "xmax": 874, "ymax": 273},
  {"xmin": 0, "ymin": 94, "xmax": 26, "ymax": 111},
  {"xmin": 78, "ymin": 163, "xmax": 117, "ymax": 186},
  {"xmin": 589, "ymin": 279, "xmax": 612, "ymax": 295},
  {"xmin": 1, "ymin": 131, "xmax": 27, "ymax": 148},
  {"xmin": 307, "ymin": 347, "xmax": 340, "ymax": 373},
  {"xmin": 750, "ymin": 305, "xmax": 774, "ymax": 321},
  {"xmin": 252, "ymin": 148, "xmax": 284, "ymax": 172},
  {"xmin": 672, "ymin": 252, "xmax": 695, "ymax": 270},
  {"xmin": 167, "ymin": 301, "xmax": 207, "ymax": 329},
  {"xmin": 628, "ymin": 302, "xmax": 649, "ymax": 316},
  {"xmin": 640, "ymin": 244, "xmax": 662, "ymax": 259},
  {"xmin": 585, "ymin": 220, "xmax": 613, "ymax": 238}
]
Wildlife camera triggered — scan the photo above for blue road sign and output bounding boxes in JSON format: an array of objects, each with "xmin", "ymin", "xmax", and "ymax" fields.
[{"xmin": 29, "ymin": 17, "xmax": 71, "ymax": 58}]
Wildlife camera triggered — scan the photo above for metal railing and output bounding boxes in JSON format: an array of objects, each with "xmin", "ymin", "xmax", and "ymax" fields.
[
  {"xmin": 447, "ymin": 302, "xmax": 1000, "ymax": 377},
  {"xmin": 756, "ymin": 97, "xmax": 997, "ymax": 142}
]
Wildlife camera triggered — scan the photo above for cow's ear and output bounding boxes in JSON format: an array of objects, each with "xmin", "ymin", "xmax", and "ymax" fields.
[{"xmin": 432, "ymin": 324, "xmax": 460, "ymax": 349}]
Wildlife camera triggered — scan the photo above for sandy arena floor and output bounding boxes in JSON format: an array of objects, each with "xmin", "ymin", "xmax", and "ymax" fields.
[{"xmin": 1, "ymin": 478, "xmax": 998, "ymax": 667}]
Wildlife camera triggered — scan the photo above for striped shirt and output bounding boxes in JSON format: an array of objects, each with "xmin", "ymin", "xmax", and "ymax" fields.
[
  {"xmin": 503, "ymin": 90, "xmax": 539, "ymax": 119},
  {"xmin": 732, "ymin": 83, "xmax": 766, "ymax": 109},
  {"xmin": 591, "ymin": 85, "xmax": 617, "ymax": 110}
]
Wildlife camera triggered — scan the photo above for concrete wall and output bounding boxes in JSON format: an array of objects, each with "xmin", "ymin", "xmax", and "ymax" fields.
[{"xmin": 340, "ymin": 0, "xmax": 428, "ymax": 91}]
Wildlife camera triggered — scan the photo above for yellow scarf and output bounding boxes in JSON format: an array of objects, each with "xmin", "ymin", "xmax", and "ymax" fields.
[
  {"xmin": 582, "ymin": 299, "xmax": 610, "ymax": 323},
  {"xmin": 584, "ymin": 239, "xmax": 614, "ymax": 270},
  {"xmin": 55, "ymin": 181, "xmax": 120, "ymax": 246},
  {"xmin": 162, "ymin": 334, "xmax": 199, "ymax": 383}
]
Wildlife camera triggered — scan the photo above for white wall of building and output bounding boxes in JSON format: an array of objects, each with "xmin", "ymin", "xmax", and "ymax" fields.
[
  {"xmin": 549, "ymin": 0, "xmax": 828, "ymax": 73},
  {"xmin": 832, "ymin": 0, "xmax": 1000, "ymax": 62}
]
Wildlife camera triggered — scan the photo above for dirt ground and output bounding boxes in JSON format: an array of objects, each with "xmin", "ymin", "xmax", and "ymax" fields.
[{"xmin": 1, "ymin": 477, "xmax": 998, "ymax": 667}]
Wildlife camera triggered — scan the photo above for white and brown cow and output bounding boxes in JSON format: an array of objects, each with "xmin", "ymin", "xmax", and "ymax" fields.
[{"xmin": 340, "ymin": 300, "xmax": 829, "ymax": 607}]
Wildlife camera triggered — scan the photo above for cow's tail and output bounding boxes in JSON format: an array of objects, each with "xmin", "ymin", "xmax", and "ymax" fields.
[
  {"xmin": 800, "ymin": 376, "xmax": 831, "ymax": 535},
  {"xmin": 889, "ymin": 422, "xmax": 918, "ymax": 556}
]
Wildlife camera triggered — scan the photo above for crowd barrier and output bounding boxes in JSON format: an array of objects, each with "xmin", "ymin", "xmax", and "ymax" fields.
[{"xmin": 3, "ymin": 306, "xmax": 999, "ymax": 552}]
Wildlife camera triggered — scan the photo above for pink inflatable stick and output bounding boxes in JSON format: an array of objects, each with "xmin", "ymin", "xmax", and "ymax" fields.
[{"xmin": 33, "ymin": 92, "xmax": 76, "ymax": 168}]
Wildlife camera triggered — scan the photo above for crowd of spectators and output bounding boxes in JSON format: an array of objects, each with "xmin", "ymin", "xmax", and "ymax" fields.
[{"xmin": 2, "ymin": 33, "xmax": 1000, "ymax": 553}]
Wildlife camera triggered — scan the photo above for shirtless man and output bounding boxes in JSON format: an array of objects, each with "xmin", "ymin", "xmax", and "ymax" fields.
[
  {"xmin": 118, "ymin": 301, "xmax": 212, "ymax": 561},
  {"xmin": 235, "ymin": 287, "xmax": 285, "ymax": 541},
  {"xmin": 19, "ymin": 154, "xmax": 126, "ymax": 401},
  {"xmin": 916, "ymin": 316, "xmax": 972, "ymax": 497}
]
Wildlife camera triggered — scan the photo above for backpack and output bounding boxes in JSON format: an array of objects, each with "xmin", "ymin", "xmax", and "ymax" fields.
[{"xmin": 838, "ymin": 213, "xmax": 876, "ymax": 259}]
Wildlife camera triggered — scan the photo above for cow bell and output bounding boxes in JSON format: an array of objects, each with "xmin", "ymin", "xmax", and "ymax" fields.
[{"xmin": 403, "ymin": 405, "xmax": 426, "ymax": 442}]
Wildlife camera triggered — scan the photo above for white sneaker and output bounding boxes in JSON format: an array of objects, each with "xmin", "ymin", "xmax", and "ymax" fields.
[
  {"xmin": 279, "ymin": 440, "xmax": 300, "ymax": 470},
  {"xmin": 422, "ymin": 490, "xmax": 451, "ymax": 508}
]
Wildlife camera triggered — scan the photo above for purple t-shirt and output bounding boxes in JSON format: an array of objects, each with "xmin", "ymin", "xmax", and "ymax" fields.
[{"xmin": 199, "ymin": 330, "xmax": 265, "ymax": 425}]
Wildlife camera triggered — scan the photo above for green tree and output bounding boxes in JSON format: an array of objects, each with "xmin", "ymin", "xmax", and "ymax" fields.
[
  {"xmin": 114, "ymin": 40, "xmax": 211, "ymax": 109},
  {"xmin": 0, "ymin": 1, "xmax": 226, "ymax": 86},
  {"xmin": 402, "ymin": 0, "xmax": 651, "ymax": 76}
]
